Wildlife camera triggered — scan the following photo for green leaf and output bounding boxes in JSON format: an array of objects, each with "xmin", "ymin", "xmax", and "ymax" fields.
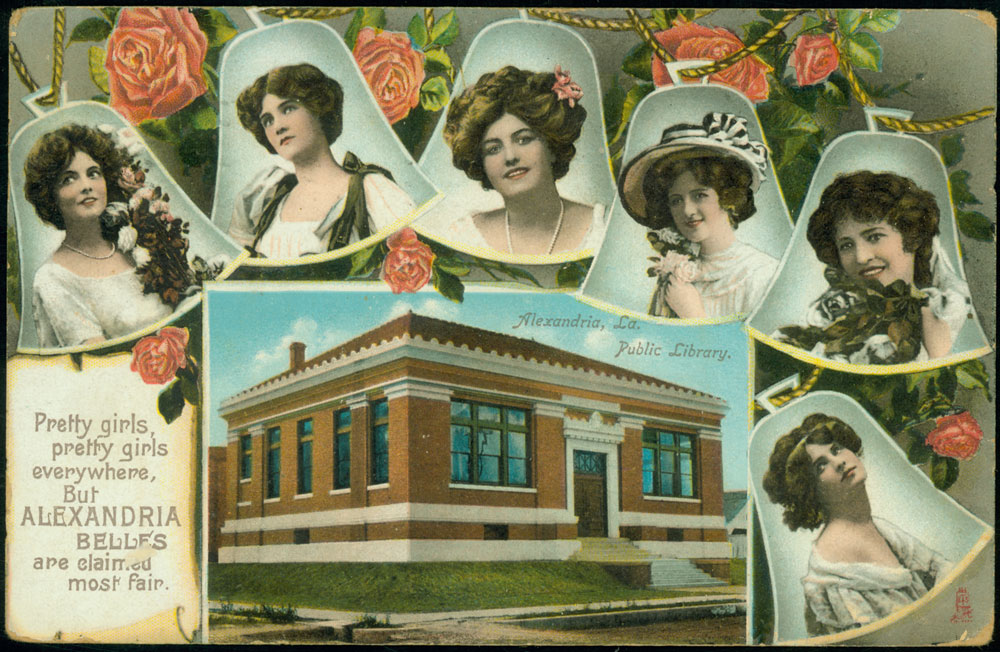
[
  {"xmin": 602, "ymin": 80, "xmax": 626, "ymax": 142},
  {"xmin": 929, "ymin": 454, "xmax": 960, "ymax": 491},
  {"xmin": 859, "ymin": 10, "xmax": 900, "ymax": 33},
  {"xmin": 391, "ymin": 104, "xmax": 432, "ymax": 154},
  {"xmin": 801, "ymin": 15, "xmax": 824, "ymax": 32},
  {"xmin": 433, "ymin": 258, "xmax": 471, "ymax": 277},
  {"xmin": 759, "ymin": 9, "xmax": 791, "ymax": 24},
  {"xmin": 937, "ymin": 366, "xmax": 957, "ymax": 400},
  {"xmin": 348, "ymin": 244, "xmax": 383, "ymax": 277},
  {"xmin": 940, "ymin": 134, "xmax": 965, "ymax": 168},
  {"xmin": 948, "ymin": 170, "xmax": 981, "ymax": 206},
  {"xmin": 87, "ymin": 46, "xmax": 109, "ymax": 94},
  {"xmin": 836, "ymin": 10, "xmax": 863, "ymax": 35},
  {"xmin": 407, "ymin": 13, "xmax": 428, "ymax": 49},
  {"xmin": 191, "ymin": 9, "xmax": 237, "ymax": 49},
  {"xmin": 90, "ymin": 95, "xmax": 109, "ymax": 104},
  {"xmin": 759, "ymin": 98, "xmax": 822, "ymax": 135},
  {"xmin": 192, "ymin": 104, "xmax": 218, "ymax": 130},
  {"xmin": 956, "ymin": 361, "xmax": 992, "ymax": 399},
  {"xmin": 345, "ymin": 8, "xmax": 386, "ymax": 50},
  {"xmin": 432, "ymin": 269, "xmax": 464, "ymax": 303},
  {"xmin": 650, "ymin": 9, "xmax": 671, "ymax": 30},
  {"xmin": 621, "ymin": 42, "xmax": 653, "ymax": 82},
  {"xmin": 742, "ymin": 21, "xmax": 773, "ymax": 49},
  {"xmin": 956, "ymin": 210, "xmax": 995, "ymax": 241},
  {"xmin": 556, "ymin": 261, "xmax": 589, "ymax": 288},
  {"xmin": 157, "ymin": 380, "xmax": 185, "ymax": 425},
  {"xmin": 611, "ymin": 82, "xmax": 655, "ymax": 144},
  {"xmin": 423, "ymin": 48, "xmax": 452, "ymax": 76},
  {"xmin": 138, "ymin": 119, "xmax": 175, "ymax": 142},
  {"xmin": 178, "ymin": 130, "xmax": 216, "ymax": 170},
  {"xmin": 905, "ymin": 433, "xmax": 932, "ymax": 464},
  {"xmin": 419, "ymin": 76, "xmax": 450, "ymax": 113},
  {"xmin": 179, "ymin": 374, "xmax": 199, "ymax": 406},
  {"xmin": 70, "ymin": 17, "xmax": 112, "ymax": 43},
  {"xmin": 100, "ymin": 7, "xmax": 120, "ymax": 24},
  {"xmin": 428, "ymin": 9, "xmax": 458, "ymax": 48},
  {"xmin": 842, "ymin": 32, "xmax": 883, "ymax": 72}
]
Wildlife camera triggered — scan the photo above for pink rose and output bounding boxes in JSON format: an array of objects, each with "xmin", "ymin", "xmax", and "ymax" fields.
[
  {"xmin": 789, "ymin": 34, "xmax": 840, "ymax": 87},
  {"xmin": 353, "ymin": 27, "xmax": 425, "ymax": 124},
  {"xmin": 552, "ymin": 65, "xmax": 583, "ymax": 107},
  {"xmin": 118, "ymin": 166, "xmax": 145, "ymax": 192},
  {"xmin": 651, "ymin": 20, "xmax": 773, "ymax": 103},
  {"xmin": 105, "ymin": 8, "xmax": 209, "ymax": 125},
  {"xmin": 652, "ymin": 251, "xmax": 699, "ymax": 283},
  {"xmin": 131, "ymin": 327, "xmax": 189, "ymax": 385},
  {"xmin": 925, "ymin": 412, "xmax": 984, "ymax": 461},
  {"xmin": 381, "ymin": 228, "xmax": 435, "ymax": 293}
]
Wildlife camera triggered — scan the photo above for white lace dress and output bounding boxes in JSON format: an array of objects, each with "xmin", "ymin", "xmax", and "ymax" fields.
[
  {"xmin": 229, "ymin": 165, "xmax": 416, "ymax": 258},
  {"xmin": 32, "ymin": 261, "xmax": 172, "ymax": 348},
  {"xmin": 443, "ymin": 203, "xmax": 608, "ymax": 254},
  {"xmin": 802, "ymin": 518, "xmax": 953, "ymax": 636}
]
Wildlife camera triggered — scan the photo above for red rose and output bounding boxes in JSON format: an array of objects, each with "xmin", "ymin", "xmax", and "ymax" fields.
[
  {"xmin": 105, "ymin": 8, "xmax": 209, "ymax": 125},
  {"xmin": 789, "ymin": 34, "xmax": 840, "ymax": 87},
  {"xmin": 353, "ymin": 27, "xmax": 426, "ymax": 124},
  {"xmin": 381, "ymin": 228, "xmax": 435, "ymax": 294},
  {"xmin": 651, "ymin": 20, "xmax": 772, "ymax": 103},
  {"xmin": 131, "ymin": 327, "xmax": 189, "ymax": 385},
  {"xmin": 925, "ymin": 411, "xmax": 984, "ymax": 461}
]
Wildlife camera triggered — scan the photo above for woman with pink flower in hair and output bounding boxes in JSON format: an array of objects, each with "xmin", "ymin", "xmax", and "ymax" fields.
[
  {"xmin": 619, "ymin": 112, "xmax": 779, "ymax": 319},
  {"xmin": 230, "ymin": 63, "xmax": 415, "ymax": 259},
  {"xmin": 23, "ymin": 125, "xmax": 171, "ymax": 348},
  {"xmin": 442, "ymin": 65, "xmax": 605, "ymax": 255}
]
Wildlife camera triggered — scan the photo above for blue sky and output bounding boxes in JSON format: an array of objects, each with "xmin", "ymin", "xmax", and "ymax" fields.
[{"xmin": 205, "ymin": 284, "xmax": 751, "ymax": 490}]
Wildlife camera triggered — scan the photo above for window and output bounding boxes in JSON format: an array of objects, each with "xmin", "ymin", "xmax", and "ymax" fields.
[
  {"xmin": 239, "ymin": 434, "xmax": 252, "ymax": 480},
  {"xmin": 450, "ymin": 400, "xmax": 529, "ymax": 486},
  {"xmin": 265, "ymin": 426, "xmax": 281, "ymax": 499},
  {"xmin": 334, "ymin": 408, "xmax": 351, "ymax": 489},
  {"xmin": 642, "ymin": 429, "xmax": 696, "ymax": 497},
  {"xmin": 293, "ymin": 528, "xmax": 310, "ymax": 545},
  {"xmin": 370, "ymin": 399, "xmax": 388, "ymax": 484},
  {"xmin": 297, "ymin": 418, "xmax": 313, "ymax": 494}
]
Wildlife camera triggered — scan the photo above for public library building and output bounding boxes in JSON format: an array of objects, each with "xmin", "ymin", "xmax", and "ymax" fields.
[{"xmin": 217, "ymin": 313, "xmax": 730, "ymax": 563}]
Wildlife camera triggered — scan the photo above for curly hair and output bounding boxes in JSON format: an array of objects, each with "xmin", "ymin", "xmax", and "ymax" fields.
[
  {"xmin": 236, "ymin": 63, "xmax": 344, "ymax": 154},
  {"xmin": 807, "ymin": 171, "xmax": 940, "ymax": 287},
  {"xmin": 761, "ymin": 413, "xmax": 864, "ymax": 532},
  {"xmin": 640, "ymin": 148, "xmax": 757, "ymax": 232},
  {"xmin": 23, "ymin": 124, "xmax": 132, "ymax": 234},
  {"xmin": 443, "ymin": 65, "xmax": 588, "ymax": 190}
]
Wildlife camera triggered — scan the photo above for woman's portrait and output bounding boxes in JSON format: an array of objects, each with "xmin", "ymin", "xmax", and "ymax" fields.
[
  {"xmin": 617, "ymin": 112, "xmax": 779, "ymax": 318},
  {"xmin": 440, "ymin": 65, "xmax": 605, "ymax": 255},
  {"xmin": 228, "ymin": 63, "xmax": 416, "ymax": 259},
  {"xmin": 762, "ymin": 413, "xmax": 953, "ymax": 636},
  {"xmin": 776, "ymin": 171, "xmax": 971, "ymax": 365},
  {"xmin": 24, "ymin": 124, "xmax": 174, "ymax": 348}
]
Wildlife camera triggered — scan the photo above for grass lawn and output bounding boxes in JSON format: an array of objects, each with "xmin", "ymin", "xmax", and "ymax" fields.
[
  {"xmin": 209, "ymin": 562, "xmax": 692, "ymax": 613},
  {"xmin": 729, "ymin": 558, "xmax": 747, "ymax": 585}
]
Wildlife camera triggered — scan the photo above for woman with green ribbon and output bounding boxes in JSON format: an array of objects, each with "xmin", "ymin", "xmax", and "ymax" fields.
[{"xmin": 229, "ymin": 63, "xmax": 415, "ymax": 259}]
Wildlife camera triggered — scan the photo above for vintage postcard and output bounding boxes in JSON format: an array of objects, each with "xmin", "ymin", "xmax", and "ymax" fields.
[{"xmin": 6, "ymin": 7, "xmax": 995, "ymax": 645}]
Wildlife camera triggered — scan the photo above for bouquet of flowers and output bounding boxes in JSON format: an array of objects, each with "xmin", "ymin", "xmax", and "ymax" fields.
[
  {"xmin": 778, "ymin": 267, "xmax": 927, "ymax": 364},
  {"xmin": 645, "ymin": 228, "xmax": 700, "ymax": 317}
]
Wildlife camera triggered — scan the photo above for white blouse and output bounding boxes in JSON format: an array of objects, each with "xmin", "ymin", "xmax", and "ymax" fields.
[
  {"xmin": 443, "ymin": 203, "xmax": 608, "ymax": 255},
  {"xmin": 32, "ymin": 261, "xmax": 172, "ymax": 348},
  {"xmin": 229, "ymin": 165, "xmax": 416, "ymax": 259}
]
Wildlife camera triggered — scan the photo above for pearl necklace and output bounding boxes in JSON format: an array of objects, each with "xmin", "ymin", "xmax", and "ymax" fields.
[
  {"xmin": 62, "ymin": 241, "xmax": 117, "ymax": 260},
  {"xmin": 506, "ymin": 198, "xmax": 564, "ymax": 255}
]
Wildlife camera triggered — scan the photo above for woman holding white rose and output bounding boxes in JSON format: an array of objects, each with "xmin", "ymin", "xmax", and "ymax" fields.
[{"xmin": 618, "ymin": 112, "xmax": 778, "ymax": 319}]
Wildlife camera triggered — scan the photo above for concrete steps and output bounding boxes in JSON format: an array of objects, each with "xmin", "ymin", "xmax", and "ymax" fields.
[
  {"xmin": 649, "ymin": 558, "xmax": 727, "ymax": 588},
  {"xmin": 569, "ymin": 537, "xmax": 656, "ymax": 562}
]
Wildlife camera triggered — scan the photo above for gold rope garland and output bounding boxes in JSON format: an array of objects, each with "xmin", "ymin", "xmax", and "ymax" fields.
[
  {"xmin": 261, "ymin": 7, "xmax": 356, "ymax": 20},
  {"xmin": 626, "ymin": 9, "xmax": 674, "ymax": 64},
  {"xmin": 526, "ymin": 8, "xmax": 716, "ymax": 31},
  {"xmin": 36, "ymin": 7, "xmax": 65, "ymax": 106},
  {"xmin": 769, "ymin": 367, "xmax": 823, "ymax": 408},
  {"xmin": 8, "ymin": 41, "xmax": 39, "ymax": 92},
  {"xmin": 679, "ymin": 10, "xmax": 804, "ymax": 78},
  {"xmin": 424, "ymin": 8, "xmax": 434, "ymax": 39}
]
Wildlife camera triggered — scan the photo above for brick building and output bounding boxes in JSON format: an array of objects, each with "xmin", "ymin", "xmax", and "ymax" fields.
[{"xmin": 217, "ymin": 313, "xmax": 730, "ymax": 563}]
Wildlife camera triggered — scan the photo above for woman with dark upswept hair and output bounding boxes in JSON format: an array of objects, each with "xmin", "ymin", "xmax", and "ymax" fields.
[
  {"xmin": 230, "ymin": 63, "xmax": 415, "ymax": 258},
  {"xmin": 762, "ymin": 413, "xmax": 952, "ymax": 636},
  {"xmin": 441, "ymin": 65, "xmax": 604, "ymax": 256},
  {"xmin": 24, "ymin": 124, "xmax": 170, "ymax": 347}
]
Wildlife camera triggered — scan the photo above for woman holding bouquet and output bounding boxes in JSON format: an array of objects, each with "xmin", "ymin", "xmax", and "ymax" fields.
[
  {"xmin": 618, "ymin": 112, "xmax": 778, "ymax": 318},
  {"xmin": 24, "ymin": 124, "xmax": 172, "ymax": 348}
]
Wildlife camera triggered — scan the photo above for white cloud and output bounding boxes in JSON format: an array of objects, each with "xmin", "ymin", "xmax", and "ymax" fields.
[
  {"xmin": 416, "ymin": 297, "xmax": 460, "ymax": 321},
  {"xmin": 582, "ymin": 327, "xmax": 618, "ymax": 356},
  {"xmin": 252, "ymin": 317, "xmax": 348, "ymax": 373}
]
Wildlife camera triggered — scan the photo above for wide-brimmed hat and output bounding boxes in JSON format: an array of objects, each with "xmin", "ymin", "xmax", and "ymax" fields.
[{"xmin": 618, "ymin": 112, "xmax": 769, "ymax": 227}]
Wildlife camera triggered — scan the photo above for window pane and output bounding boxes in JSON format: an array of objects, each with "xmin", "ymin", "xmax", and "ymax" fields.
[
  {"xmin": 681, "ymin": 475, "xmax": 693, "ymax": 496},
  {"xmin": 507, "ymin": 409, "xmax": 526, "ymax": 427},
  {"xmin": 660, "ymin": 450, "xmax": 674, "ymax": 472},
  {"xmin": 373, "ymin": 400, "xmax": 388, "ymax": 419},
  {"xmin": 479, "ymin": 429, "xmax": 500, "ymax": 455},
  {"xmin": 661, "ymin": 472, "xmax": 673, "ymax": 495},
  {"xmin": 679, "ymin": 435, "xmax": 692, "ymax": 449},
  {"xmin": 478, "ymin": 455, "xmax": 499, "ymax": 483},
  {"xmin": 643, "ymin": 470, "xmax": 653, "ymax": 494},
  {"xmin": 508, "ymin": 432, "xmax": 526, "ymax": 458},
  {"xmin": 268, "ymin": 428, "xmax": 280, "ymax": 446},
  {"xmin": 241, "ymin": 436, "xmax": 251, "ymax": 453},
  {"xmin": 451, "ymin": 452, "xmax": 470, "ymax": 482},
  {"xmin": 508, "ymin": 458, "xmax": 526, "ymax": 485},
  {"xmin": 642, "ymin": 430, "xmax": 656, "ymax": 444},
  {"xmin": 479, "ymin": 405, "xmax": 501, "ymax": 422},
  {"xmin": 659, "ymin": 432, "xmax": 674, "ymax": 447},
  {"xmin": 299, "ymin": 419, "xmax": 313, "ymax": 436},
  {"xmin": 450, "ymin": 401, "xmax": 471, "ymax": 419},
  {"xmin": 642, "ymin": 448, "xmax": 654, "ymax": 472},
  {"xmin": 451, "ymin": 425, "xmax": 471, "ymax": 452},
  {"xmin": 336, "ymin": 410, "xmax": 351, "ymax": 429},
  {"xmin": 373, "ymin": 424, "xmax": 388, "ymax": 453},
  {"xmin": 680, "ymin": 453, "xmax": 692, "ymax": 474}
]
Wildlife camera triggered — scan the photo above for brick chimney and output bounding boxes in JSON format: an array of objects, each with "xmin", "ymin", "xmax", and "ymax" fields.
[{"xmin": 289, "ymin": 342, "xmax": 306, "ymax": 371}]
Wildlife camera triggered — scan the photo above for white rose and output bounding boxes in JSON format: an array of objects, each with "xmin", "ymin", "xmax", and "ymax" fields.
[
  {"xmin": 132, "ymin": 246, "xmax": 151, "ymax": 268},
  {"xmin": 117, "ymin": 225, "xmax": 138, "ymax": 252}
]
